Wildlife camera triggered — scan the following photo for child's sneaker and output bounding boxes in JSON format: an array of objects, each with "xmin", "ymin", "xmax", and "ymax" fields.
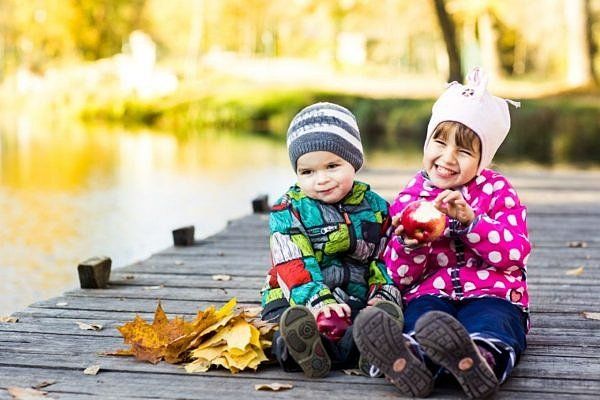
[
  {"xmin": 354, "ymin": 307, "xmax": 434, "ymax": 397},
  {"xmin": 279, "ymin": 306, "xmax": 331, "ymax": 378},
  {"xmin": 414, "ymin": 311, "xmax": 499, "ymax": 399},
  {"xmin": 358, "ymin": 300, "xmax": 404, "ymax": 378}
]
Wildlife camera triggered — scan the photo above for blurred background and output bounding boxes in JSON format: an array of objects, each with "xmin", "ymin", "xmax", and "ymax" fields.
[{"xmin": 1, "ymin": 0, "xmax": 599, "ymax": 316}]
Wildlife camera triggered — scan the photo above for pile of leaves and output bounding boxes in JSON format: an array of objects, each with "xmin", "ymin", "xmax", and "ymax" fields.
[{"xmin": 111, "ymin": 298, "xmax": 277, "ymax": 373}]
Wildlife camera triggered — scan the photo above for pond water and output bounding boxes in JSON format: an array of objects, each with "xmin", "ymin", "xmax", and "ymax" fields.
[{"xmin": 0, "ymin": 119, "xmax": 298, "ymax": 316}]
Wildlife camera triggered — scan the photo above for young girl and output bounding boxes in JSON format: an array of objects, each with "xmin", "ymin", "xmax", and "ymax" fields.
[{"xmin": 353, "ymin": 68, "xmax": 530, "ymax": 399}]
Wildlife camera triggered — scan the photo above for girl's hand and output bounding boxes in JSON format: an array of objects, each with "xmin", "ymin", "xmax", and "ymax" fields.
[
  {"xmin": 434, "ymin": 190, "xmax": 475, "ymax": 226},
  {"xmin": 316, "ymin": 303, "xmax": 351, "ymax": 319},
  {"xmin": 391, "ymin": 214, "xmax": 421, "ymax": 248}
]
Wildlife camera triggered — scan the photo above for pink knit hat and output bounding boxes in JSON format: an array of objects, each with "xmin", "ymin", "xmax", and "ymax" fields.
[{"xmin": 424, "ymin": 67, "xmax": 519, "ymax": 174}]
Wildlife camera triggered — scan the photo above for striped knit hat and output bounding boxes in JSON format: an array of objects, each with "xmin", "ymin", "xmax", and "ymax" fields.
[{"xmin": 287, "ymin": 102, "xmax": 364, "ymax": 171}]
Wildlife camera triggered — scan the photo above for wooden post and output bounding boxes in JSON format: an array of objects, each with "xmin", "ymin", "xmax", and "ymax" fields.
[
  {"xmin": 252, "ymin": 194, "xmax": 269, "ymax": 213},
  {"xmin": 78, "ymin": 257, "xmax": 112, "ymax": 289},
  {"xmin": 172, "ymin": 225, "xmax": 195, "ymax": 246}
]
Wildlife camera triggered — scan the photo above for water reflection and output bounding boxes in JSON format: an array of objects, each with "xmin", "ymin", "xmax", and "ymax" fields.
[{"xmin": 0, "ymin": 119, "xmax": 294, "ymax": 315}]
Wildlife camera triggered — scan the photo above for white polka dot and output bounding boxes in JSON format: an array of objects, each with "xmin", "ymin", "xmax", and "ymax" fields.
[
  {"xmin": 413, "ymin": 255, "xmax": 426, "ymax": 264},
  {"xmin": 493, "ymin": 181, "xmax": 505, "ymax": 191},
  {"xmin": 488, "ymin": 230, "xmax": 500, "ymax": 244},
  {"xmin": 522, "ymin": 210, "xmax": 527, "ymax": 221},
  {"xmin": 476, "ymin": 175, "xmax": 487, "ymax": 185},
  {"xmin": 409, "ymin": 285, "xmax": 420, "ymax": 294},
  {"xmin": 507, "ymin": 265, "xmax": 520, "ymax": 272},
  {"xmin": 503, "ymin": 230, "xmax": 514, "ymax": 241},
  {"xmin": 505, "ymin": 197, "xmax": 516, "ymax": 208},
  {"xmin": 464, "ymin": 282, "xmax": 476, "ymax": 292},
  {"xmin": 407, "ymin": 178, "xmax": 416, "ymax": 188},
  {"xmin": 400, "ymin": 194, "xmax": 412, "ymax": 203},
  {"xmin": 467, "ymin": 233, "xmax": 481, "ymax": 243},
  {"xmin": 423, "ymin": 181, "xmax": 435, "ymax": 191},
  {"xmin": 509, "ymin": 249, "xmax": 521, "ymax": 261},
  {"xmin": 507, "ymin": 215, "xmax": 518, "ymax": 226},
  {"xmin": 509, "ymin": 189, "xmax": 516, "ymax": 195},
  {"xmin": 483, "ymin": 183, "xmax": 493, "ymax": 195},
  {"xmin": 489, "ymin": 251, "xmax": 502, "ymax": 263},
  {"xmin": 420, "ymin": 191, "xmax": 430, "ymax": 197},
  {"xmin": 472, "ymin": 198, "xmax": 479, "ymax": 206},
  {"xmin": 437, "ymin": 253, "xmax": 449, "ymax": 267},
  {"xmin": 397, "ymin": 264, "xmax": 409, "ymax": 276},
  {"xmin": 433, "ymin": 276, "xmax": 446, "ymax": 289},
  {"xmin": 390, "ymin": 248, "xmax": 399, "ymax": 261},
  {"xmin": 523, "ymin": 254, "xmax": 530, "ymax": 264},
  {"xmin": 494, "ymin": 281, "xmax": 506, "ymax": 289},
  {"xmin": 494, "ymin": 212, "xmax": 504, "ymax": 219},
  {"xmin": 506, "ymin": 275, "xmax": 516, "ymax": 283},
  {"xmin": 466, "ymin": 258, "xmax": 475, "ymax": 267},
  {"xmin": 477, "ymin": 270, "xmax": 489, "ymax": 280},
  {"xmin": 400, "ymin": 277, "xmax": 413, "ymax": 285}
]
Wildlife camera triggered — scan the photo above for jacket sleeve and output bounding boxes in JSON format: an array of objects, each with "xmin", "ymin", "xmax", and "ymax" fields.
[
  {"xmin": 383, "ymin": 190, "xmax": 434, "ymax": 291},
  {"xmin": 261, "ymin": 196, "xmax": 337, "ymax": 316},
  {"xmin": 365, "ymin": 192, "xmax": 403, "ymax": 305},
  {"xmin": 459, "ymin": 177, "xmax": 531, "ymax": 271}
]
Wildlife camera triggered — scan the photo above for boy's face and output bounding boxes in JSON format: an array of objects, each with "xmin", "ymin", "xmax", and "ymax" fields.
[
  {"xmin": 423, "ymin": 129, "xmax": 481, "ymax": 189},
  {"xmin": 296, "ymin": 151, "xmax": 355, "ymax": 204}
]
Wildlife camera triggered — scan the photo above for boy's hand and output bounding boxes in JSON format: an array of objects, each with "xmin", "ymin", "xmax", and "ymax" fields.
[
  {"xmin": 434, "ymin": 190, "xmax": 475, "ymax": 226},
  {"xmin": 391, "ymin": 214, "xmax": 421, "ymax": 248},
  {"xmin": 316, "ymin": 303, "xmax": 351, "ymax": 319}
]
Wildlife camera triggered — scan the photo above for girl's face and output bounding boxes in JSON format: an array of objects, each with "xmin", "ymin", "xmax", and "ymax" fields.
[
  {"xmin": 296, "ymin": 151, "xmax": 355, "ymax": 203},
  {"xmin": 423, "ymin": 127, "xmax": 481, "ymax": 189}
]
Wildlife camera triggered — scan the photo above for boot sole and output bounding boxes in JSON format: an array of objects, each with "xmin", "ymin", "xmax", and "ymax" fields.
[
  {"xmin": 415, "ymin": 311, "xmax": 499, "ymax": 399},
  {"xmin": 279, "ymin": 306, "xmax": 331, "ymax": 378},
  {"xmin": 354, "ymin": 308, "xmax": 434, "ymax": 397}
]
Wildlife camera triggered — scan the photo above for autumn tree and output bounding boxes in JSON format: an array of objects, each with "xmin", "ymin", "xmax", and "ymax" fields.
[{"xmin": 432, "ymin": 0, "xmax": 462, "ymax": 81}]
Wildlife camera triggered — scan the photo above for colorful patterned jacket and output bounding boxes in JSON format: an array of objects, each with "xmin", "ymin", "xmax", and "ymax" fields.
[
  {"xmin": 384, "ymin": 169, "xmax": 531, "ymax": 323},
  {"xmin": 261, "ymin": 181, "xmax": 401, "ymax": 318}
]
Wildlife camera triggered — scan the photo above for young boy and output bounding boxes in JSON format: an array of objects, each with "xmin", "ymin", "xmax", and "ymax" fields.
[{"xmin": 260, "ymin": 102, "xmax": 402, "ymax": 378}]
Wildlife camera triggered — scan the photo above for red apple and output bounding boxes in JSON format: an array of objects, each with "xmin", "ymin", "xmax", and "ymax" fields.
[
  {"xmin": 316, "ymin": 312, "xmax": 351, "ymax": 342},
  {"xmin": 400, "ymin": 200, "xmax": 446, "ymax": 243}
]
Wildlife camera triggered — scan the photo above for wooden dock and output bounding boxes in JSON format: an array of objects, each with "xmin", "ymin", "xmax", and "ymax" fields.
[{"xmin": 1, "ymin": 168, "xmax": 599, "ymax": 399}]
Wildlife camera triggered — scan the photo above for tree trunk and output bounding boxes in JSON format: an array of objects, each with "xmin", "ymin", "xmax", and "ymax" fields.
[
  {"xmin": 432, "ymin": 0, "xmax": 462, "ymax": 82},
  {"xmin": 478, "ymin": 10, "xmax": 502, "ymax": 81},
  {"xmin": 565, "ymin": 0, "xmax": 593, "ymax": 86}
]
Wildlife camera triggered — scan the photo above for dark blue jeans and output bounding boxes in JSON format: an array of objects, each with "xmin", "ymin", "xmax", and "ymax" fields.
[{"xmin": 403, "ymin": 295, "xmax": 528, "ymax": 381}]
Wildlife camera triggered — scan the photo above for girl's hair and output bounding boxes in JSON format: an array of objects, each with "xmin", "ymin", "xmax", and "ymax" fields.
[{"xmin": 432, "ymin": 121, "xmax": 481, "ymax": 154}]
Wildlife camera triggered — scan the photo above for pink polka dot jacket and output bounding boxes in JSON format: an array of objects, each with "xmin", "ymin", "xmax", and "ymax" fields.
[{"xmin": 384, "ymin": 169, "xmax": 531, "ymax": 322}]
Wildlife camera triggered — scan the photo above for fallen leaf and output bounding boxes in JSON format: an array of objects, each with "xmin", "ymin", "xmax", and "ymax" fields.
[
  {"xmin": 7, "ymin": 387, "xmax": 52, "ymax": 399},
  {"xmin": 342, "ymin": 368, "xmax": 363, "ymax": 376},
  {"xmin": 32, "ymin": 381, "xmax": 56, "ymax": 390},
  {"xmin": 56, "ymin": 302, "xmax": 68, "ymax": 307},
  {"xmin": 254, "ymin": 383, "xmax": 293, "ymax": 391},
  {"xmin": 567, "ymin": 241, "xmax": 588, "ymax": 248},
  {"xmin": 125, "ymin": 275, "xmax": 135, "ymax": 280},
  {"xmin": 0, "ymin": 316, "xmax": 19, "ymax": 323},
  {"xmin": 212, "ymin": 274, "xmax": 231, "ymax": 281},
  {"xmin": 83, "ymin": 365, "xmax": 100, "ymax": 375},
  {"xmin": 565, "ymin": 266, "xmax": 584, "ymax": 276},
  {"xmin": 143, "ymin": 285, "xmax": 164, "ymax": 290},
  {"xmin": 76, "ymin": 321, "xmax": 103, "ymax": 331},
  {"xmin": 582, "ymin": 312, "xmax": 600, "ymax": 320}
]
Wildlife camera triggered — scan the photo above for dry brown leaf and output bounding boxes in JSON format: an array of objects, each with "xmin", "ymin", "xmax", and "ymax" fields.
[
  {"xmin": 582, "ymin": 312, "xmax": 600, "ymax": 320},
  {"xmin": 212, "ymin": 274, "xmax": 231, "ymax": 281},
  {"xmin": 254, "ymin": 383, "xmax": 293, "ymax": 391},
  {"xmin": 567, "ymin": 241, "xmax": 588, "ymax": 248},
  {"xmin": 0, "ymin": 316, "xmax": 19, "ymax": 323},
  {"xmin": 7, "ymin": 387, "xmax": 52, "ymax": 399},
  {"xmin": 113, "ymin": 299, "xmax": 237, "ymax": 364},
  {"xmin": 342, "ymin": 368, "xmax": 363, "ymax": 376},
  {"xmin": 565, "ymin": 266, "xmax": 584, "ymax": 276},
  {"xmin": 83, "ymin": 365, "xmax": 100, "ymax": 375},
  {"xmin": 76, "ymin": 321, "xmax": 103, "ymax": 331},
  {"xmin": 31, "ymin": 381, "xmax": 56, "ymax": 390}
]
